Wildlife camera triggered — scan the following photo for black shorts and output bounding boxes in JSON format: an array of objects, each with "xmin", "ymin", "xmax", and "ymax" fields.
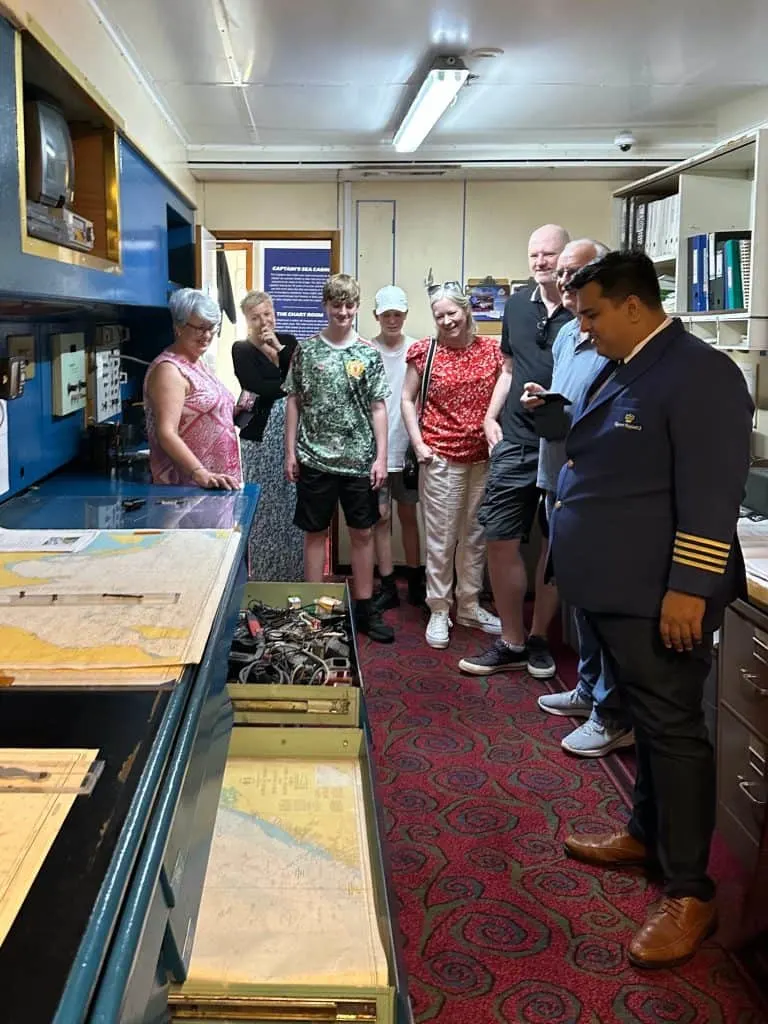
[
  {"xmin": 477, "ymin": 440, "xmax": 548, "ymax": 542},
  {"xmin": 294, "ymin": 464, "xmax": 379, "ymax": 533}
]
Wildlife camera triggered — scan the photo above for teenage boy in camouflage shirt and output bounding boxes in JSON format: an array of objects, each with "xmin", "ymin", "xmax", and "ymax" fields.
[{"xmin": 284, "ymin": 273, "xmax": 394, "ymax": 642}]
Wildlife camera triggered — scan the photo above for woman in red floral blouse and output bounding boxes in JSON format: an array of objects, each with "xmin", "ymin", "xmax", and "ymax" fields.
[{"xmin": 402, "ymin": 284, "xmax": 503, "ymax": 649}]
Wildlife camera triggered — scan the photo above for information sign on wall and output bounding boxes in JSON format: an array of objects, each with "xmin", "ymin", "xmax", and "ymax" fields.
[{"xmin": 263, "ymin": 247, "xmax": 331, "ymax": 339}]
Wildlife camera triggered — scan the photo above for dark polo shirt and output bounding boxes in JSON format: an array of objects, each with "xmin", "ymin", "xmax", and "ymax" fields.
[{"xmin": 499, "ymin": 281, "xmax": 573, "ymax": 446}]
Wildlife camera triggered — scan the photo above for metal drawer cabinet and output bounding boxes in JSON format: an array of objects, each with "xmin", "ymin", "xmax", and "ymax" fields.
[
  {"xmin": 718, "ymin": 704, "xmax": 767, "ymax": 847},
  {"xmin": 717, "ymin": 601, "xmax": 768, "ymax": 875},
  {"xmin": 720, "ymin": 605, "xmax": 768, "ymax": 741}
]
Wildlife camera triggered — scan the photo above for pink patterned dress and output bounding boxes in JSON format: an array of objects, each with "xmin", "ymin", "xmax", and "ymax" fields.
[{"xmin": 144, "ymin": 351, "xmax": 242, "ymax": 487}]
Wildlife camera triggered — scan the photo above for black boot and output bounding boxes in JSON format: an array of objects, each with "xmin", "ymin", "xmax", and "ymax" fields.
[
  {"xmin": 372, "ymin": 572, "xmax": 400, "ymax": 612},
  {"xmin": 355, "ymin": 598, "xmax": 395, "ymax": 644},
  {"xmin": 405, "ymin": 565, "xmax": 427, "ymax": 607}
]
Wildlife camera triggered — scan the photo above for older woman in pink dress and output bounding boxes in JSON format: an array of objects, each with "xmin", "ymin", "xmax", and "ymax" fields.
[{"xmin": 144, "ymin": 288, "xmax": 242, "ymax": 490}]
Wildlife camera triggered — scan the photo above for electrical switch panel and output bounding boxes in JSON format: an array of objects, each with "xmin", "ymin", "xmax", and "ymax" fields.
[
  {"xmin": 87, "ymin": 345, "xmax": 122, "ymax": 423},
  {"xmin": 95, "ymin": 324, "xmax": 130, "ymax": 347},
  {"xmin": 51, "ymin": 333, "xmax": 87, "ymax": 417}
]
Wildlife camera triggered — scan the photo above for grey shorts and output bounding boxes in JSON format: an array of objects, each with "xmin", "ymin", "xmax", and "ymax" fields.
[
  {"xmin": 477, "ymin": 440, "xmax": 547, "ymax": 542},
  {"xmin": 378, "ymin": 471, "xmax": 419, "ymax": 508}
]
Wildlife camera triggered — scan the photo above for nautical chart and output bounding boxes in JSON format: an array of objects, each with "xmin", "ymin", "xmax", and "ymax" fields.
[
  {"xmin": 183, "ymin": 757, "xmax": 389, "ymax": 991},
  {"xmin": 0, "ymin": 748, "xmax": 98, "ymax": 949},
  {"xmin": 0, "ymin": 529, "xmax": 240, "ymax": 681}
]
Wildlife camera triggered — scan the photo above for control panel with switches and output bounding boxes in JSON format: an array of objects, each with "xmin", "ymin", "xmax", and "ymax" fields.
[
  {"xmin": 51, "ymin": 333, "xmax": 87, "ymax": 417},
  {"xmin": 0, "ymin": 357, "xmax": 26, "ymax": 399},
  {"xmin": 87, "ymin": 345, "xmax": 122, "ymax": 423}
]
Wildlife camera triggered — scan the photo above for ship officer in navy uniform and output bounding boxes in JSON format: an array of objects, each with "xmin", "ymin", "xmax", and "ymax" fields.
[{"xmin": 549, "ymin": 251, "xmax": 753, "ymax": 969}]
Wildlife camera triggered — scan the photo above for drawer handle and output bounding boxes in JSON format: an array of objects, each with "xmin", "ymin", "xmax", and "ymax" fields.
[
  {"xmin": 738, "ymin": 776, "xmax": 767, "ymax": 807},
  {"xmin": 739, "ymin": 667, "xmax": 768, "ymax": 698}
]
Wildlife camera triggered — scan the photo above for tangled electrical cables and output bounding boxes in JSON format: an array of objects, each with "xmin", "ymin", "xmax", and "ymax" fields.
[{"xmin": 228, "ymin": 599, "xmax": 356, "ymax": 687}]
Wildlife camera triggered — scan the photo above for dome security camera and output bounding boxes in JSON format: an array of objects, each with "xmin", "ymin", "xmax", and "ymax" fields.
[{"xmin": 614, "ymin": 132, "xmax": 636, "ymax": 153}]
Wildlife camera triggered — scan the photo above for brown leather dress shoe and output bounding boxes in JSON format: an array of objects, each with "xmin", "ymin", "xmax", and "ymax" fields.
[
  {"xmin": 628, "ymin": 897, "xmax": 718, "ymax": 969},
  {"xmin": 564, "ymin": 829, "xmax": 651, "ymax": 867}
]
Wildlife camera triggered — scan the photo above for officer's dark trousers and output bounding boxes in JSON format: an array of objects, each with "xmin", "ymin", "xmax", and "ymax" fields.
[{"xmin": 586, "ymin": 613, "xmax": 716, "ymax": 902}]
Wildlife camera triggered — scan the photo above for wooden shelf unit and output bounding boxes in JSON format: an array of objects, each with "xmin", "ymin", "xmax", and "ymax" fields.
[
  {"xmin": 613, "ymin": 130, "xmax": 768, "ymax": 351},
  {"xmin": 15, "ymin": 23, "xmax": 123, "ymax": 273}
]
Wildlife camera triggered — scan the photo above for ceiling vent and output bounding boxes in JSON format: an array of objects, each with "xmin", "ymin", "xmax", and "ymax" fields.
[{"xmin": 354, "ymin": 164, "xmax": 459, "ymax": 178}]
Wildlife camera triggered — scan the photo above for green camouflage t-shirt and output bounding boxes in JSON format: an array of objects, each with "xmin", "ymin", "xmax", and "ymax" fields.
[{"xmin": 284, "ymin": 334, "xmax": 391, "ymax": 476}]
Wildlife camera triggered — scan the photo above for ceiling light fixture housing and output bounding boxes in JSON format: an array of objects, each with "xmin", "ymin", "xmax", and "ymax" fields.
[{"xmin": 393, "ymin": 56, "xmax": 471, "ymax": 153}]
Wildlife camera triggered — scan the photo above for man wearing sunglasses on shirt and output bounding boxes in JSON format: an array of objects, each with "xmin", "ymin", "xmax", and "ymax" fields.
[{"xmin": 461, "ymin": 224, "xmax": 571, "ymax": 680}]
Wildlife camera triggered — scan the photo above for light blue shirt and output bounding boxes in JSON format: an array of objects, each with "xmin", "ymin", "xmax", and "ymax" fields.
[{"xmin": 537, "ymin": 319, "xmax": 608, "ymax": 492}]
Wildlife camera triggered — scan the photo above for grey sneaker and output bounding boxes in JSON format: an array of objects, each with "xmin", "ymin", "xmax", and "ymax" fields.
[
  {"xmin": 458, "ymin": 639, "xmax": 528, "ymax": 676},
  {"xmin": 561, "ymin": 718, "xmax": 635, "ymax": 758},
  {"xmin": 538, "ymin": 688, "xmax": 593, "ymax": 718}
]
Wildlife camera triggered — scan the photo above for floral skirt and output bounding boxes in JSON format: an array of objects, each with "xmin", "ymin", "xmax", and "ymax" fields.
[{"xmin": 240, "ymin": 399, "xmax": 304, "ymax": 581}]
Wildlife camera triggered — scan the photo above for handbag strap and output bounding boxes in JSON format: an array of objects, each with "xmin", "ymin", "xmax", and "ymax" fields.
[{"xmin": 417, "ymin": 337, "xmax": 438, "ymax": 425}]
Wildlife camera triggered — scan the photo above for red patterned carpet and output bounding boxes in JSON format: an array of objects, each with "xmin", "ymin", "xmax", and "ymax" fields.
[{"xmin": 359, "ymin": 593, "xmax": 767, "ymax": 1024}]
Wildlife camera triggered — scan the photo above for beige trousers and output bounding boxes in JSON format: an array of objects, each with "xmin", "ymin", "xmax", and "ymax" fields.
[{"xmin": 418, "ymin": 454, "xmax": 489, "ymax": 614}]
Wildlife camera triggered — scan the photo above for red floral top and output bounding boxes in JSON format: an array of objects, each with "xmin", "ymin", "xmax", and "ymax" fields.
[{"xmin": 406, "ymin": 335, "xmax": 502, "ymax": 463}]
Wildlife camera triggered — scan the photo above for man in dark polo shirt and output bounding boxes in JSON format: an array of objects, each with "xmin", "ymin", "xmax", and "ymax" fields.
[{"xmin": 460, "ymin": 223, "xmax": 571, "ymax": 678}]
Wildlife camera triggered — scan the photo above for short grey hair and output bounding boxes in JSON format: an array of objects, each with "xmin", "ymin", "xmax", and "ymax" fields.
[
  {"xmin": 168, "ymin": 288, "xmax": 221, "ymax": 328},
  {"xmin": 569, "ymin": 238, "xmax": 610, "ymax": 260}
]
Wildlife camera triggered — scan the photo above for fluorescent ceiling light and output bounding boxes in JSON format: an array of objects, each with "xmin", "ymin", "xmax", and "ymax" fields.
[{"xmin": 393, "ymin": 58, "xmax": 470, "ymax": 153}]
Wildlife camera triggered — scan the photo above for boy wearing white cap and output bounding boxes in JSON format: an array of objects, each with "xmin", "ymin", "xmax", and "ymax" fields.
[{"xmin": 370, "ymin": 285, "xmax": 425, "ymax": 609}]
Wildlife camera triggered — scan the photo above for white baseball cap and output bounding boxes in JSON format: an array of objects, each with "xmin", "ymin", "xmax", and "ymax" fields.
[{"xmin": 374, "ymin": 285, "xmax": 408, "ymax": 314}]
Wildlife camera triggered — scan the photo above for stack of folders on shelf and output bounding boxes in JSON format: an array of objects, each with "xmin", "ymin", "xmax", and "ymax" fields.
[
  {"xmin": 658, "ymin": 275, "xmax": 676, "ymax": 315},
  {"xmin": 686, "ymin": 232, "xmax": 752, "ymax": 312},
  {"xmin": 622, "ymin": 194, "xmax": 680, "ymax": 260}
]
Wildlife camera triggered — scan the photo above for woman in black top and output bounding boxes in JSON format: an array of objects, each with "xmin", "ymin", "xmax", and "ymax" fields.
[{"xmin": 232, "ymin": 290, "xmax": 303, "ymax": 580}]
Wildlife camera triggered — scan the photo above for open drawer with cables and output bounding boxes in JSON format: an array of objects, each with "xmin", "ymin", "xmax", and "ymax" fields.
[{"xmin": 226, "ymin": 582, "xmax": 363, "ymax": 728}]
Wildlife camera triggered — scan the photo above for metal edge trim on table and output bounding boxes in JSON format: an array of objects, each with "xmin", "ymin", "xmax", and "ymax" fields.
[
  {"xmin": 87, "ymin": 499, "xmax": 257, "ymax": 1022},
  {"xmin": 361, "ymin": 693, "xmax": 414, "ymax": 1024},
  {"xmin": 51, "ymin": 668, "xmax": 193, "ymax": 1024}
]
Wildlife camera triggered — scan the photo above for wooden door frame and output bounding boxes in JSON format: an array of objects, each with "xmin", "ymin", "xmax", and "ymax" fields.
[
  {"xmin": 219, "ymin": 242, "xmax": 254, "ymax": 292},
  {"xmin": 212, "ymin": 230, "xmax": 340, "ymax": 278},
  {"xmin": 211, "ymin": 229, "xmax": 343, "ymax": 577}
]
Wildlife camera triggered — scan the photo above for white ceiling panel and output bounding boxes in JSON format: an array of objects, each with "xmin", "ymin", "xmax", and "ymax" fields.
[
  {"xmin": 241, "ymin": 85, "xmax": 406, "ymax": 133},
  {"xmin": 158, "ymin": 83, "xmax": 252, "ymax": 126},
  {"xmin": 96, "ymin": 0, "xmax": 233, "ymax": 82},
  {"xmin": 93, "ymin": 0, "xmax": 768, "ymax": 172}
]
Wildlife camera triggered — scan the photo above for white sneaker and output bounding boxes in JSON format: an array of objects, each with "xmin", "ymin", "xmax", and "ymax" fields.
[
  {"xmin": 426, "ymin": 611, "xmax": 452, "ymax": 648},
  {"xmin": 455, "ymin": 605, "xmax": 502, "ymax": 635}
]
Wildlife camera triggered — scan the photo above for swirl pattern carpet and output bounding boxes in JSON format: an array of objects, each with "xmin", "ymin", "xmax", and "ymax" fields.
[{"xmin": 360, "ymin": 596, "xmax": 767, "ymax": 1024}]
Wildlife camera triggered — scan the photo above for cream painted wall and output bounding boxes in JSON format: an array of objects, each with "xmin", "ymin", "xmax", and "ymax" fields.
[
  {"xmin": 464, "ymin": 180, "xmax": 624, "ymax": 280},
  {"xmin": 3, "ymin": 0, "xmax": 195, "ymax": 199},
  {"xmin": 352, "ymin": 181, "xmax": 465, "ymax": 340},
  {"xmin": 201, "ymin": 176, "xmax": 628, "ymax": 341},
  {"xmin": 198, "ymin": 182, "xmax": 340, "ymax": 232},
  {"xmin": 352, "ymin": 178, "xmax": 629, "ymax": 340},
  {"xmin": 716, "ymin": 88, "xmax": 768, "ymax": 140}
]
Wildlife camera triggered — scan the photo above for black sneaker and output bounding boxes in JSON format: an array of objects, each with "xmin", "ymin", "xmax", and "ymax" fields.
[
  {"xmin": 526, "ymin": 635, "xmax": 556, "ymax": 679},
  {"xmin": 458, "ymin": 639, "xmax": 528, "ymax": 676},
  {"xmin": 356, "ymin": 606, "xmax": 395, "ymax": 644},
  {"xmin": 371, "ymin": 582, "xmax": 400, "ymax": 613}
]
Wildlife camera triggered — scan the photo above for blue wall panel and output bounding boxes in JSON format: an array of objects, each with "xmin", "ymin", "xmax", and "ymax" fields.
[
  {"xmin": 0, "ymin": 14, "xmax": 199, "ymax": 501},
  {"xmin": 0, "ymin": 318, "xmax": 98, "ymax": 497},
  {"xmin": 0, "ymin": 17, "xmax": 195, "ymax": 308}
]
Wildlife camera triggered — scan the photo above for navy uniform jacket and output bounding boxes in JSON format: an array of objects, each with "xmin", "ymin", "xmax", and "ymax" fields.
[{"xmin": 550, "ymin": 319, "xmax": 753, "ymax": 631}]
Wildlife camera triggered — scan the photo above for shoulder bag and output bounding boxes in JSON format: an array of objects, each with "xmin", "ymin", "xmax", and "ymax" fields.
[{"xmin": 402, "ymin": 337, "xmax": 438, "ymax": 489}]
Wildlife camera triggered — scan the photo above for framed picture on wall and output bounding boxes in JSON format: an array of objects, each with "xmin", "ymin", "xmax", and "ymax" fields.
[{"xmin": 466, "ymin": 278, "xmax": 510, "ymax": 321}]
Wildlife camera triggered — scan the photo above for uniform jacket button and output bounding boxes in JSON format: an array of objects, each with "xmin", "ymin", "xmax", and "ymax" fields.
[{"xmin": 554, "ymin": 500, "xmax": 563, "ymax": 509}]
